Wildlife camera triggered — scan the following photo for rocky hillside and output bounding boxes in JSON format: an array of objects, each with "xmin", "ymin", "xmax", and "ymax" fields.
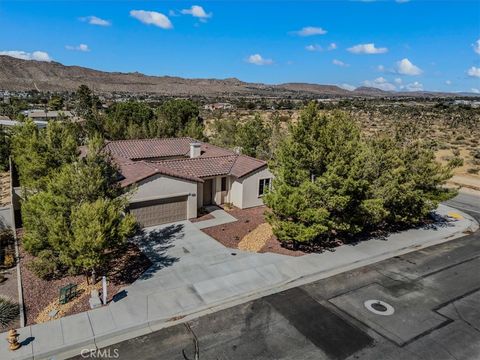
[{"xmin": 0, "ymin": 55, "xmax": 461, "ymax": 98}]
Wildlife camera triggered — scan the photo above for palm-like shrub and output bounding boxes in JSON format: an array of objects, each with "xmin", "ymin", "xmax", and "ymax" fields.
[{"xmin": 0, "ymin": 297, "xmax": 19, "ymax": 327}]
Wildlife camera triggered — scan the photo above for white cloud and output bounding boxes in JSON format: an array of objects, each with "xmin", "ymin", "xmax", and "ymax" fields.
[
  {"xmin": 65, "ymin": 44, "xmax": 90, "ymax": 52},
  {"xmin": 328, "ymin": 43, "xmax": 337, "ymax": 50},
  {"xmin": 467, "ymin": 66, "xmax": 480, "ymax": 78},
  {"xmin": 80, "ymin": 16, "xmax": 111, "ymax": 26},
  {"xmin": 181, "ymin": 5, "xmax": 211, "ymax": 21},
  {"xmin": 130, "ymin": 10, "xmax": 173, "ymax": 29},
  {"xmin": 473, "ymin": 39, "xmax": 480, "ymax": 55},
  {"xmin": 347, "ymin": 43, "xmax": 388, "ymax": 54},
  {"xmin": 394, "ymin": 78, "xmax": 402, "ymax": 84},
  {"xmin": 0, "ymin": 50, "xmax": 52, "ymax": 62},
  {"xmin": 339, "ymin": 84, "xmax": 356, "ymax": 91},
  {"xmin": 363, "ymin": 77, "xmax": 396, "ymax": 91},
  {"xmin": 405, "ymin": 81, "xmax": 423, "ymax": 91},
  {"xmin": 395, "ymin": 58, "xmax": 422, "ymax": 75},
  {"xmin": 471, "ymin": 88, "xmax": 480, "ymax": 94},
  {"xmin": 246, "ymin": 54, "xmax": 273, "ymax": 66},
  {"xmin": 332, "ymin": 59, "xmax": 349, "ymax": 67},
  {"xmin": 377, "ymin": 65, "xmax": 385, "ymax": 72},
  {"xmin": 305, "ymin": 43, "xmax": 336, "ymax": 52},
  {"xmin": 305, "ymin": 44, "xmax": 322, "ymax": 52},
  {"xmin": 293, "ymin": 26, "xmax": 327, "ymax": 36},
  {"xmin": 445, "ymin": 80, "xmax": 452, "ymax": 85}
]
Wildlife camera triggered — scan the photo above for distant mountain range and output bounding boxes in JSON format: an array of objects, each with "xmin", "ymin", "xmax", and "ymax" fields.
[{"xmin": 0, "ymin": 55, "xmax": 475, "ymax": 98}]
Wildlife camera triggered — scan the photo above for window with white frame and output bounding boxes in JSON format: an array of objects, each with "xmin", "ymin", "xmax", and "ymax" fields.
[{"xmin": 258, "ymin": 178, "xmax": 271, "ymax": 197}]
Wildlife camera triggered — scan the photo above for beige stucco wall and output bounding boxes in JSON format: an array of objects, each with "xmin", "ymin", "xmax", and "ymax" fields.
[
  {"xmin": 129, "ymin": 174, "xmax": 198, "ymax": 219},
  {"xmin": 230, "ymin": 177, "xmax": 243, "ymax": 208},
  {"xmin": 241, "ymin": 167, "xmax": 273, "ymax": 208},
  {"xmin": 230, "ymin": 167, "xmax": 273, "ymax": 209}
]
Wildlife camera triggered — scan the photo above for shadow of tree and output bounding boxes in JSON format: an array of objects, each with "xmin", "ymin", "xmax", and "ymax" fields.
[
  {"xmin": 130, "ymin": 224, "xmax": 184, "ymax": 280},
  {"xmin": 281, "ymin": 211, "xmax": 458, "ymax": 253}
]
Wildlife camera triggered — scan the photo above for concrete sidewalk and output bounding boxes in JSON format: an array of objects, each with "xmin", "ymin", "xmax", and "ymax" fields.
[
  {"xmin": 192, "ymin": 205, "xmax": 237, "ymax": 229},
  {"xmin": 1, "ymin": 204, "xmax": 478, "ymax": 360}
]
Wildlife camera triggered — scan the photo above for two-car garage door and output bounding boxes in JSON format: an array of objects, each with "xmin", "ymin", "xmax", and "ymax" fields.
[{"xmin": 129, "ymin": 196, "xmax": 188, "ymax": 227}]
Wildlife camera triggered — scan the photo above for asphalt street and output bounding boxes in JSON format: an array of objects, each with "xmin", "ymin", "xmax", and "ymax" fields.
[{"xmin": 71, "ymin": 192, "xmax": 480, "ymax": 360}]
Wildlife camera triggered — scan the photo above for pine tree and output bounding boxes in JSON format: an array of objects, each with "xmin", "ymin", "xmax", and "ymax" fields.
[{"xmin": 264, "ymin": 102, "xmax": 458, "ymax": 248}]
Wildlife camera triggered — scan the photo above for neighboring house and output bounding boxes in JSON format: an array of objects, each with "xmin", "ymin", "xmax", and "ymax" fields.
[
  {"xmin": 104, "ymin": 138, "xmax": 273, "ymax": 227},
  {"xmin": 203, "ymin": 103, "xmax": 234, "ymax": 111},
  {"xmin": 23, "ymin": 110, "xmax": 74, "ymax": 121},
  {"xmin": 0, "ymin": 117, "xmax": 48, "ymax": 128}
]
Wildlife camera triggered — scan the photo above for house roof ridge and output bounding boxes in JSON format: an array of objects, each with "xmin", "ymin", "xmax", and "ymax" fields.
[
  {"xmin": 227, "ymin": 154, "xmax": 241, "ymax": 174},
  {"xmin": 105, "ymin": 136, "xmax": 200, "ymax": 144},
  {"xmin": 141, "ymin": 160, "xmax": 203, "ymax": 182},
  {"xmin": 237, "ymin": 153, "xmax": 267, "ymax": 164},
  {"xmin": 152, "ymin": 154, "xmax": 238, "ymax": 164}
]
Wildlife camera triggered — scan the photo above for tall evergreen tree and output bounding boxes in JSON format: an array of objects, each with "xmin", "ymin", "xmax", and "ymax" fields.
[{"xmin": 264, "ymin": 102, "xmax": 458, "ymax": 248}]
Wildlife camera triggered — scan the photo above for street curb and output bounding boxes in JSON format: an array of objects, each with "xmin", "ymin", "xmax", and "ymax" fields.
[{"xmin": 7, "ymin": 206, "xmax": 480, "ymax": 359}]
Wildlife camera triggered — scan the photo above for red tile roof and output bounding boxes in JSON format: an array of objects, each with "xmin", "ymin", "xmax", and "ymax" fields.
[
  {"xmin": 104, "ymin": 137, "xmax": 233, "ymax": 160},
  {"xmin": 153, "ymin": 156, "xmax": 238, "ymax": 178},
  {"xmin": 105, "ymin": 138, "xmax": 267, "ymax": 186}
]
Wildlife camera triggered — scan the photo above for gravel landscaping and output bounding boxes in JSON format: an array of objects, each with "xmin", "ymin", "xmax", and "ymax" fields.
[
  {"xmin": 19, "ymin": 240, "xmax": 152, "ymax": 325},
  {"xmin": 201, "ymin": 206, "xmax": 304, "ymax": 257}
]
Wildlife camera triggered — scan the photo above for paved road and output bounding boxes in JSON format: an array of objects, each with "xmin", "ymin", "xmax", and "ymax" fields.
[{"xmin": 71, "ymin": 193, "xmax": 480, "ymax": 360}]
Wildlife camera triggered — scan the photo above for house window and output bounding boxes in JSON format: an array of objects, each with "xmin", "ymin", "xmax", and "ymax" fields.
[
  {"xmin": 258, "ymin": 178, "xmax": 271, "ymax": 197},
  {"xmin": 221, "ymin": 177, "xmax": 227, "ymax": 192}
]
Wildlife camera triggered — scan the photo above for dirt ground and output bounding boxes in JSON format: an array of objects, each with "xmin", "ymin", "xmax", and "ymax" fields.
[
  {"xmin": 19, "ymin": 241, "xmax": 152, "ymax": 325},
  {"xmin": 0, "ymin": 172, "xmax": 11, "ymax": 207},
  {"xmin": 436, "ymin": 148, "xmax": 480, "ymax": 191},
  {"xmin": 202, "ymin": 206, "xmax": 304, "ymax": 257}
]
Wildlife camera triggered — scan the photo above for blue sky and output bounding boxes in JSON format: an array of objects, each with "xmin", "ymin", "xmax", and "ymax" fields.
[{"xmin": 1, "ymin": 1, "xmax": 479, "ymax": 92}]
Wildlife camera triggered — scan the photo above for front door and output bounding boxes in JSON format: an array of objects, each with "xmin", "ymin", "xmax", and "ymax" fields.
[{"xmin": 203, "ymin": 179, "xmax": 213, "ymax": 205}]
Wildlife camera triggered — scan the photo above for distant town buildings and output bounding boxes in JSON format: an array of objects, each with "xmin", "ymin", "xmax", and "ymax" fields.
[
  {"xmin": 204, "ymin": 102, "xmax": 233, "ymax": 111},
  {"xmin": 452, "ymin": 100, "xmax": 480, "ymax": 108}
]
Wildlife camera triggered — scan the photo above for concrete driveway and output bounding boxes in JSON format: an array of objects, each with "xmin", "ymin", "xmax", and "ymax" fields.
[{"xmin": 128, "ymin": 219, "xmax": 287, "ymax": 301}]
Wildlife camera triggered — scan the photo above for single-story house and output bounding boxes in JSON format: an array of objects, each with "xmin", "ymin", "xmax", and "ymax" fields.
[
  {"xmin": 104, "ymin": 138, "xmax": 273, "ymax": 227},
  {"xmin": 0, "ymin": 117, "xmax": 48, "ymax": 128},
  {"xmin": 22, "ymin": 110, "xmax": 74, "ymax": 121}
]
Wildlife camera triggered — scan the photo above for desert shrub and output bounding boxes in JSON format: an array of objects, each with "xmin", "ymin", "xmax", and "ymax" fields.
[
  {"xmin": 0, "ymin": 229, "xmax": 14, "ymax": 268},
  {"xmin": 0, "ymin": 297, "xmax": 19, "ymax": 327},
  {"xmin": 3, "ymin": 253, "xmax": 15, "ymax": 268},
  {"xmin": 0, "ymin": 228, "xmax": 14, "ymax": 247},
  {"xmin": 472, "ymin": 149, "xmax": 480, "ymax": 160},
  {"xmin": 27, "ymin": 250, "xmax": 58, "ymax": 279},
  {"xmin": 467, "ymin": 168, "xmax": 480, "ymax": 174}
]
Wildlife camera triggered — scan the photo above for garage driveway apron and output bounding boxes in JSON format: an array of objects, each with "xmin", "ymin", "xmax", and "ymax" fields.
[{"xmin": 128, "ymin": 219, "xmax": 288, "ymax": 303}]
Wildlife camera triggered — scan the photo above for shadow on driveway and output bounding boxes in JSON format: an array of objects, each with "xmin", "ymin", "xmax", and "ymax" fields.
[{"xmin": 131, "ymin": 224, "xmax": 184, "ymax": 280}]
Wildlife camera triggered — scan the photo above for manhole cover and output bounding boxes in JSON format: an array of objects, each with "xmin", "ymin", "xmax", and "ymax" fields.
[
  {"xmin": 371, "ymin": 302, "xmax": 388, "ymax": 312},
  {"xmin": 364, "ymin": 300, "xmax": 394, "ymax": 316}
]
